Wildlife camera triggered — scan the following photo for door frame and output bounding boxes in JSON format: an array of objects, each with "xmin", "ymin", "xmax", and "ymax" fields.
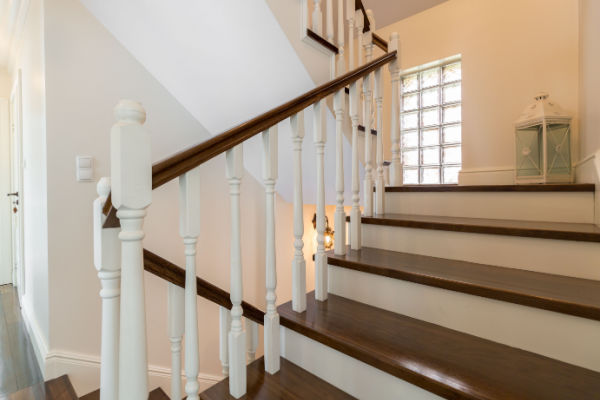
[{"xmin": 9, "ymin": 70, "xmax": 25, "ymax": 297}]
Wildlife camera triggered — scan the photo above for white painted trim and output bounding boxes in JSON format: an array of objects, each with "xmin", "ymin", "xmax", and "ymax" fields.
[
  {"xmin": 459, "ymin": 165, "xmax": 514, "ymax": 173},
  {"xmin": 20, "ymin": 302, "xmax": 49, "ymax": 377}
]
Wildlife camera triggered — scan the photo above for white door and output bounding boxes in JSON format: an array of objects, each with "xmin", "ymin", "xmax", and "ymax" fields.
[
  {"xmin": 9, "ymin": 72, "xmax": 24, "ymax": 294},
  {"xmin": 0, "ymin": 98, "xmax": 11, "ymax": 286}
]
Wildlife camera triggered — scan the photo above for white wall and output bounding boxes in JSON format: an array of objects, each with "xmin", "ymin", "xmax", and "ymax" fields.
[
  {"xmin": 41, "ymin": 0, "xmax": 306, "ymax": 395},
  {"xmin": 578, "ymin": 0, "xmax": 600, "ymax": 173},
  {"xmin": 0, "ymin": 67, "xmax": 11, "ymax": 94},
  {"xmin": 8, "ymin": 0, "xmax": 50, "ymax": 358},
  {"xmin": 376, "ymin": 0, "xmax": 580, "ymax": 184}
]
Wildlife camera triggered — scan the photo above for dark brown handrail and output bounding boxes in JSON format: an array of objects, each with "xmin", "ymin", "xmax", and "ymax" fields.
[
  {"xmin": 143, "ymin": 249, "xmax": 265, "ymax": 325},
  {"xmin": 102, "ymin": 50, "xmax": 397, "ymax": 226}
]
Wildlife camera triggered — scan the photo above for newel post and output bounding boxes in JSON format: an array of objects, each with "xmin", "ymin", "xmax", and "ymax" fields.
[
  {"xmin": 389, "ymin": 32, "xmax": 403, "ymax": 186},
  {"xmin": 111, "ymin": 100, "xmax": 152, "ymax": 400},
  {"xmin": 93, "ymin": 177, "xmax": 121, "ymax": 400}
]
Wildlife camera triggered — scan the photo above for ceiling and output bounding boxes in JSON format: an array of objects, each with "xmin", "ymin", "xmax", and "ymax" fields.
[{"xmin": 362, "ymin": 0, "xmax": 449, "ymax": 30}]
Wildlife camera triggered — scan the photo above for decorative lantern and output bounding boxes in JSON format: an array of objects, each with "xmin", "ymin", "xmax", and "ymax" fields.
[{"xmin": 514, "ymin": 92, "xmax": 573, "ymax": 183}]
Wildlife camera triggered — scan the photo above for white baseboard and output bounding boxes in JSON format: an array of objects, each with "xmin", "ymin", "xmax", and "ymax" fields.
[
  {"xmin": 20, "ymin": 302, "xmax": 49, "ymax": 377},
  {"xmin": 458, "ymin": 166, "xmax": 514, "ymax": 185},
  {"xmin": 44, "ymin": 351, "xmax": 222, "ymax": 397}
]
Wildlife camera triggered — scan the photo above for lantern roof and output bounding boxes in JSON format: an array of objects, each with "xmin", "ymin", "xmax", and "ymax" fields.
[{"xmin": 515, "ymin": 92, "xmax": 571, "ymax": 128}]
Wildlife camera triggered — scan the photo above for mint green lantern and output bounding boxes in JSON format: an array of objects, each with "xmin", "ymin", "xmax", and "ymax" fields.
[{"xmin": 515, "ymin": 92, "xmax": 573, "ymax": 183}]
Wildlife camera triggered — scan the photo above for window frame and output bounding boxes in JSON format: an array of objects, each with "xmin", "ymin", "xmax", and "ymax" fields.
[{"xmin": 400, "ymin": 57, "xmax": 462, "ymax": 185}]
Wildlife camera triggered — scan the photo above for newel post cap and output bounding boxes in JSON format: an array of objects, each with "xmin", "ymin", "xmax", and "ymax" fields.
[
  {"xmin": 97, "ymin": 177, "xmax": 111, "ymax": 199},
  {"xmin": 114, "ymin": 99, "xmax": 147, "ymax": 125},
  {"xmin": 110, "ymin": 99, "xmax": 152, "ymax": 210}
]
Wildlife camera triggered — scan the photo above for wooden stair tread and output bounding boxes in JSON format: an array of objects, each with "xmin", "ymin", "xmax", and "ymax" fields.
[
  {"xmin": 328, "ymin": 246, "xmax": 600, "ymax": 320},
  {"xmin": 2, "ymin": 375, "xmax": 77, "ymax": 400},
  {"xmin": 382, "ymin": 183, "xmax": 595, "ymax": 192},
  {"xmin": 350, "ymin": 213, "xmax": 600, "ymax": 242},
  {"xmin": 79, "ymin": 387, "xmax": 169, "ymax": 400},
  {"xmin": 279, "ymin": 292, "xmax": 600, "ymax": 399},
  {"xmin": 199, "ymin": 357, "xmax": 355, "ymax": 399}
]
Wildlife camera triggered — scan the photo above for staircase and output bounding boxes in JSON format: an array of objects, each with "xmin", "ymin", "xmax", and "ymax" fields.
[{"xmin": 36, "ymin": 1, "xmax": 599, "ymax": 399}]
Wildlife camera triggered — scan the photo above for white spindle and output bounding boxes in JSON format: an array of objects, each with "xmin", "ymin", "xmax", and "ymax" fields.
[
  {"xmin": 334, "ymin": 90, "xmax": 346, "ymax": 256},
  {"xmin": 219, "ymin": 306, "xmax": 231, "ymax": 376},
  {"xmin": 326, "ymin": 0, "xmax": 334, "ymax": 43},
  {"xmin": 312, "ymin": 0, "xmax": 323, "ymax": 35},
  {"xmin": 290, "ymin": 112, "xmax": 306, "ymax": 312},
  {"xmin": 112, "ymin": 100, "xmax": 151, "ymax": 400},
  {"xmin": 375, "ymin": 66, "xmax": 385, "ymax": 214},
  {"xmin": 349, "ymin": 83, "xmax": 362, "ymax": 250},
  {"xmin": 93, "ymin": 177, "xmax": 121, "ymax": 400},
  {"xmin": 389, "ymin": 32, "xmax": 403, "ymax": 186},
  {"xmin": 226, "ymin": 144, "xmax": 247, "ymax": 397},
  {"xmin": 179, "ymin": 166, "xmax": 201, "ymax": 400},
  {"xmin": 346, "ymin": 0, "xmax": 354, "ymax": 71},
  {"xmin": 363, "ymin": 29, "xmax": 374, "ymax": 217},
  {"xmin": 355, "ymin": 10, "xmax": 364, "ymax": 124},
  {"xmin": 337, "ymin": 0, "xmax": 345, "ymax": 76},
  {"xmin": 313, "ymin": 100, "xmax": 328, "ymax": 301},
  {"xmin": 246, "ymin": 319, "xmax": 259, "ymax": 363},
  {"xmin": 262, "ymin": 126, "xmax": 280, "ymax": 374},
  {"xmin": 168, "ymin": 284, "xmax": 184, "ymax": 400}
]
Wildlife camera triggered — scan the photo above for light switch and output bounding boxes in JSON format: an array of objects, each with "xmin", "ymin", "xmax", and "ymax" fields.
[{"xmin": 76, "ymin": 156, "xmax": 94, "ymax": 182}]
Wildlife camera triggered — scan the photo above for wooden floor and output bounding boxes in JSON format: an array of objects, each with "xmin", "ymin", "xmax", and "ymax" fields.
[{"xmin": 0, "ymin": 285, "xmax": 43, "ymax": 398}]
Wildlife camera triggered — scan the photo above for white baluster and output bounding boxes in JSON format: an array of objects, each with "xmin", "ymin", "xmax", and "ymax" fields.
[
  {"xmin": 179, "ymin": 166, "xmax": 201, "ymax": 400},
  {"xmin": 168, "ymin": 284, "xmax": 184, "ymax": 400},
  {"xmin": 112, "ymin": 100, "xmax": 151, "ymax": 400},
  {"xmin": 246, "ymin": 319, "xmax": 258, "ymax": 363},
  {"xmin": 326, "ymin": 0, "xmax": 334, "ymax": 43},
  {"xmin": 226, "ymin": 144, "xmax": 247, "ymax": 397},
  {"xmin": 290, "ymin": 112, "xmax": 306, "ymax": 312},
  {"xmin": 388, "ymin": 32, "xmax": 403, "ymax": 186},
  {"xmin": 363, "ymin": 28, "xmax": 374, "ymax": 217},
  {"xmin": 263, "ymin": 126, "xmax": 280, "ymax": 374},
  {"xmin": 375, "ymin": 66, "xmax": 385, "ymax": 214},
  {"xmin": 355, "ymin": 10, "xmax": 364, "ymax": 124},
  {"xmin": 349, "ymin": 83, "xmax": 362, "ymax": 250},
  {"xmin": 355, "ymin": 10, "xmax": 364, "ymax": 66},
  {"xmin": 312, "ymin": 0, "xmax": 323, "ymax": 35},
  {"xmin": 337, "ymin": 0, "xmax": 345, "ymax": 76},
  {"xmin": 334, "ymin": 91, "xmax": 346, "ymax": 256},
  {"xmin": 346, "ymin": 0, "xmax": 354, "ymax": 71},
  {"xmin": 93, "ymin": 177, "xmax": 121, "ymax": 400},
  {"xmin": 219, "ymin": 306, "xmax": 231, "ymax": 376},
  {"xmin": 313, "ymin": 101, "xmax": 328, "ymax": 301}
]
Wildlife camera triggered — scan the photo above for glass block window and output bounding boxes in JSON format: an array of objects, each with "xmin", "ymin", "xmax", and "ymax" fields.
[{"xmin": 401, "ymin": 61, "xmax": 462, "ymax": 184}]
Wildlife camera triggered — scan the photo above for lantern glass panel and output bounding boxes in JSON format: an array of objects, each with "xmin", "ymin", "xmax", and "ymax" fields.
[
  {"xmin": 515, "ymin": 125, "xmax": 542, "ymax": 177},
  {"xmin": 546, "ymin": 123, "xmax": 571, "ymax": 176}
]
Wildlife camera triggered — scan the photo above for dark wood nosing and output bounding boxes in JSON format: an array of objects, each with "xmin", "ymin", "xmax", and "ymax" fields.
[
  {"xmin": 200, "ymin": 357, "xmax": 355, "ymax": 399},
  {"xmin": 349, "ymin": 213, "xmax": 600, "ymax": 243},
  {"xmin": 306, "ymin": 29, "xmax": 339, "ymax": 54},
  {"xmin": 327, "ymin": 246, "xmax": 600, "ymax": 321},
  {"xmin": 279, "ymin": 292, "xmax": 600, "ymax": 400},
  {"xmin": 382, "ymin": 183, "xmax": 595, "ymax": 193},
  {"xmin": 80, "ymin": 387, "xmax": 169, "ymax": 400}
]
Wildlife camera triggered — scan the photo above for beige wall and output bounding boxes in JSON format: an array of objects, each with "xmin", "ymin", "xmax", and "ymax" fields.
[
  {"xmin": 578, "ymin": 0, "xmax": 600, "ymax": 161},
  {"xmin": 377, "ymin": 0, "xmax": 580, "ymax": 184},
  {"xmin": 0, "ymin": 67, "xmax": 11, "ymax": 96}
]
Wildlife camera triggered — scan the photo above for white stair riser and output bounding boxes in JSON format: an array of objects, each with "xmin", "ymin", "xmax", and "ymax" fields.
[
  {"xmin": 383, "ymin": 192, "xmax": 594, "ymax": 223},
  {"xmin": 280, "ymin": 327, "xmax": 442, "ymax": 400},
  {"xmin": 362, "ymin": 224, "xmax": 600, "ymax": 280},
  {"xmin": 329, "ymin": 265, "xmax": 600, "ymax": 372}
]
